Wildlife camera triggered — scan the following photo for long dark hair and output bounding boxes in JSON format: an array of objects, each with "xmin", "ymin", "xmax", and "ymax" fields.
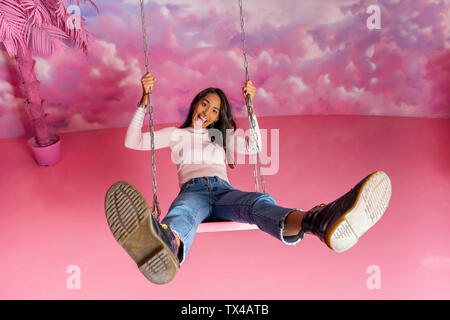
[{"xmin": 179, "ymin": 88, "xmax": 237, "ymax": 169}]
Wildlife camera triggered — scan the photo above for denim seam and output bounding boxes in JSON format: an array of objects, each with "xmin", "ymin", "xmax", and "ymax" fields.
[
  {"xmin": 185, "ymin": 206, "xmax": 205, "ymax": 240},
  {"xmin": 166, "ymin": 207, "xmax": 202, "ymax": 266}
]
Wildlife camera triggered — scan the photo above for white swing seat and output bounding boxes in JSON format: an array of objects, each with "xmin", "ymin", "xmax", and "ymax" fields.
[{"xmin": 197, "ymin": 221, "xmax": 258, "ymax": 233}]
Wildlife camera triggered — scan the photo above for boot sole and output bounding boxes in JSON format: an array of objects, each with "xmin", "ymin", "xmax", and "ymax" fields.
[
  {"xmin": 326, "ymin": 171, "xmax": 392, "ymax": 253},
  {"xmin": 104, "ymin": 181, "xmax": 179, "ymax": 284}
]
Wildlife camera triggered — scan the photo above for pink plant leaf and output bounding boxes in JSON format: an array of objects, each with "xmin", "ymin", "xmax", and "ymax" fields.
[
  {"xmin": 21, "ymin": 0, "xmax": 52, "ymax": 28},
  {"xmin": 0, "ymin": 0, "xmax": 98, "ymax": 57},
  {"xmin": 0, "ymin": 0, "xmax": 28, "ymax": 56},
  {"xmin": 0, "ymin": 0, "xmax": 98, "ymax": 146},
  {"xmin": 29, "ymin": 21, "xmax": 72, "ymax": 56}
]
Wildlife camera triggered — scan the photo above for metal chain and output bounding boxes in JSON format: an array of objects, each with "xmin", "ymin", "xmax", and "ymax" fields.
[
  {"xmin": 239, "ymin": 0, "xmax": 250, "ymax": 83},
  {"xmin": 238, "ymin": 0, "xmax": 266, "ymax": 194},
  {"xmin": 137, "ymin": 0, "xmax": 266, "ymax": 206},
  {"xmin": 139, "ymin": 0, "xmax": 161, "ymax": 220}
]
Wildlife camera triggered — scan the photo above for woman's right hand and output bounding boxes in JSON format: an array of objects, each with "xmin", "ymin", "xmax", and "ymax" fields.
[{"xmin": 141, "ymin": 72, "xmax": 157, "ymax": 94}]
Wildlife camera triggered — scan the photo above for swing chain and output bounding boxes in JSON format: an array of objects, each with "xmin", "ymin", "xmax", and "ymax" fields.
[
  {"xmin": 239, "ymin": 0, "xmax": 250, "ymax": 82},
  {"xmin": 138, "ymin": 0, "xmax": 266, "ymax": 204},
  {"xmin": 238, "ymin": 0, "xmax": 266, "ymax": 194},
  {"xmin": 248, "ymin": 97, "xmax": 266, "ymax": 194},
  {"xmin": 139, "ymin": 0, "xmax": 161, "ymax": 220}
]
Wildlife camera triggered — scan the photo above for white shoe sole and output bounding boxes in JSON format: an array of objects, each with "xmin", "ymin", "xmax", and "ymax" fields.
[{"xmin": 327, "ymin": 171, "xmax": 392, "ymax": 253}]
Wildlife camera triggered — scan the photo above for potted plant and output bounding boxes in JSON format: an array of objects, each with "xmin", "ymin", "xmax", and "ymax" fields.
[{"xmin": 0, "ymin": 0, "xmax": 98, "ymax": 165}]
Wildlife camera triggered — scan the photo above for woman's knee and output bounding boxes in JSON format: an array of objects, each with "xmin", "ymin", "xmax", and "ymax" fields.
[{"xmin": 253, "ymin": 193, "xmax": 277, "ymax": 207}]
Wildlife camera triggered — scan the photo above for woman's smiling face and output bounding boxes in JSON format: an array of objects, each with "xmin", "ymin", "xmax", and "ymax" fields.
[{"xmin": 191, "ymin": 93, "xmax": 221, "ymax": 129}]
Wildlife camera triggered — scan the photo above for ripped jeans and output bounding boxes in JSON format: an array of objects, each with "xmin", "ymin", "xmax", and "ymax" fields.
[{"xmin": 161, "ymin": 176, "xmax": 304, "ymax": 265}]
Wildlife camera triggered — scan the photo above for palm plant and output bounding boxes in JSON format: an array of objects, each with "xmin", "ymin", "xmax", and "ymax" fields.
[{"xmin": 0, "ymin": 0, "xmax": 98, "ymax": 153}]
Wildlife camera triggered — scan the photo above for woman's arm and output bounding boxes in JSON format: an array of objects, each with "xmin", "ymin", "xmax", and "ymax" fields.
[
  {"xmin": 125, "ymin": 71, "xmax": 176, "ymax": 150},
  {"xmin": 235, "ymin": 79, "xmax": 262, "ymax": 155},
  {"xmin": 124, "ymin": 106, "xmax": 175, "ymax": 151}
]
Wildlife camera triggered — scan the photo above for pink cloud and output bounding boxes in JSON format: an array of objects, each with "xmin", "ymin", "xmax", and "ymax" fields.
[{"xmin": 0, "ymin": 0, "xmax": 449, "ymax": 139}]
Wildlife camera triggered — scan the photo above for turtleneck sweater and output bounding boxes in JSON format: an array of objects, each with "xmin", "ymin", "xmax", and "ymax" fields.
[{"xmin": 125, "ymin": 107, "xmax": 262, "ymax": 188}]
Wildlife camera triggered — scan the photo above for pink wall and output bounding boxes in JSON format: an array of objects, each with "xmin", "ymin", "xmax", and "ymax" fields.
[
  {"xmin": 0, "ymin": 0, "xmax": 449, "ymax": 300},
  {"xmin": 0, "ymin": 0, "xmax": 449, "ymax": 139},
  {"xmin": 0, "ymin": 114, "xmax": 449, "ymax": 299}
]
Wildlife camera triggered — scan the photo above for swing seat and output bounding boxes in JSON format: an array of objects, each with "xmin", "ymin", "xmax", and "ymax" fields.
[
  {"xmin": 151, "ymin": 211, "xmax": 258, "ymax": 233},
  {"xmin": 197, "ymin": 218, "xmax": 258, "ymax": 233}
]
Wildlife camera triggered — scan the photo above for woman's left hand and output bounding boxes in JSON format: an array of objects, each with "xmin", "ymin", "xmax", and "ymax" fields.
[{"xmin": 242, "ymin": 80, "xmax": 256, "ymax": 109}]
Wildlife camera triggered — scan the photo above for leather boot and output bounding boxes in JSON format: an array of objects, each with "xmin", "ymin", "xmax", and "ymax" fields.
[
  {"xmin": 301, "ymin": 171, "xmax": 392, "ymax": 252},
  {"xmin": 104, "ymin": 181, "xmax": 179, "ymax": 285}
]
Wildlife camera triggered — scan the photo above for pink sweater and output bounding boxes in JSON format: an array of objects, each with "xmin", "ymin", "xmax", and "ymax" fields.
[{"xmin": 125, "ymin": 107, "xmax": 262, "ymax": 188}]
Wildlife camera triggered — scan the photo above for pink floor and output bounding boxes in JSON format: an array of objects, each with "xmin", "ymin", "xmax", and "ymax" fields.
[{"xmin": 1, "ymin": 114, "xmax": 449, "ymax": 299}]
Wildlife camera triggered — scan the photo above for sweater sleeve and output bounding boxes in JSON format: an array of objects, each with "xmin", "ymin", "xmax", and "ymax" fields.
[
  {"xmin": 124, "ymin": 107, "xmax": 175, "ymax": 151},
  {"xmin": 229, "ymin": 114, "xmax": 262, "ymax": 155}
]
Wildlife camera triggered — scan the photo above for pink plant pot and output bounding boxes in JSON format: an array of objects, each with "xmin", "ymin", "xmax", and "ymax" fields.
[{"xmin": 27, "ymin": 134, "xmax": 62, "ymax": 166}]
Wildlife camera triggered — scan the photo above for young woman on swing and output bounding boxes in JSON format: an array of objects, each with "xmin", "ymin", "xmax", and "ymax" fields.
[{"xmin": 105, "ymin": 72, "xmax": 392, "ymax": 285}]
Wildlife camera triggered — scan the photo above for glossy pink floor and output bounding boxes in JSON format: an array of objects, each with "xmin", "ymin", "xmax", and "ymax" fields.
[{"xmin": 1, "ymin": 114, "xmax": 449, "ymax": 299}]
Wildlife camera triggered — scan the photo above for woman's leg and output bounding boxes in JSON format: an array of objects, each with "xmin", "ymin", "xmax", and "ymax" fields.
[
  {"xmin": 161, "ymin": 186, "xmax": 210, "ymax": 266},
  {"xmin": 212, "ymin": 170, "xmax": 392, "ymax": 253},
  {"xmin": 283, "ymin": 210, "xmax": 306, "ymax": 237},
  {"xmin": 211, "ymin": 180, "xmax": 304, "ymax": 245}
]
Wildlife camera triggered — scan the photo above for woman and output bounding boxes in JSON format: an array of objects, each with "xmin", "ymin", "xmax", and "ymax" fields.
[{"xmin": 104, "ymin": 72, "xmax": 392, "ymax": 285}]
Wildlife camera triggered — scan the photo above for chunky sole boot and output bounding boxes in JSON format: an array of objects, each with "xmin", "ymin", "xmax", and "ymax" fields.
[
  {"xmin": 104, "ymin": 181, "xmax": 179, "ymax": 285},
  {"xmin": 302, "ymin": 171, "xmax": 392, "ymax": 253}
]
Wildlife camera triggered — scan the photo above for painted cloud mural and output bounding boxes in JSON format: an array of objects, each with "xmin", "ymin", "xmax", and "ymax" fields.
[{"xmin": 0, "ymin": 0, "xmax": 449, "ymax": 138}]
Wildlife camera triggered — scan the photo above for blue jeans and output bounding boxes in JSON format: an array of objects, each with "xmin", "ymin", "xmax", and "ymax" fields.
[{"xmin": 161, "ymin": 176, "xmax": 304, "ymax": 265}]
